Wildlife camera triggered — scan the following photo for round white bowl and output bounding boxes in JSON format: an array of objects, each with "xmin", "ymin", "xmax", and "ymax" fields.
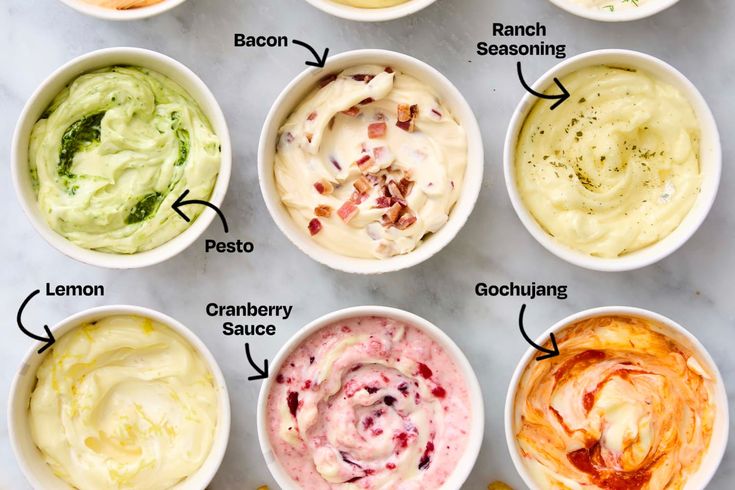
[
  {"xmin": 504, "ymin": 49, "xmax": 721, "ymax": 272},
  {"xmin": 7, "ymin": 305, "xmax": 231, "ymax": 490},
  {"xmin": 549, "ymin": 0, "xmax": 681, "ymax": 22},
  {"xmin": 258, "ymin": 49, "xmax": 484, "ymax": 274},
  {"xmin": 504, "ymin": 306, "xmax": 729, "ymax": 490},
  {"xmin": 304, "ymin": 0, "xmax": 437, "ymax": 22},
  {"xmin": 257, "ymin": 305, "xmax": 485, "ymax": 489},
  {"xmin": 58, "ymin": 0, "xmax": 187, "ymax": 21},
  {"xmin": 12, "ymin": 47, "xmax": 232, "ymax": 269}
]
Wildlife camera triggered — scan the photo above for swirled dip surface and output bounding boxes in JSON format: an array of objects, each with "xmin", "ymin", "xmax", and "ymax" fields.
[
  {"xmin": 29, "ymin": 66, "xmax": 220, "ymax": 254},
  {"xmin": 513, "ymin": 316, "xmax": 716, "ymax": 490},
  {"xmin": 83, "ymin": 0, "xmax": 165, "ymax": 9},
  {"xmin": 568, "ymin": 0, "xmax": 650, "ymax": 12},
  {"xmin": 266, "ymin": 316, "xmax": 471, "ymax": 489},
  {"xmin": 333, "ymin": 0, "xmax": 408, "ymax": 7},
  {"xmin": 516, "ymin": 65, "xmax": 701, "ymax": 258},
  {"xmin": 274, "ymin": 65, "xmax": 467, "ymax": 259},
  {"xmin": 29, "ymin": 315, "xmax": 218, "ymax": 490}
]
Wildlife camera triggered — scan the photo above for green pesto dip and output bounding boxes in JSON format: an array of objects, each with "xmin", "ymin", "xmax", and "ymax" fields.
[{"xmin": 29, "ymin": 66, "xmax": 220, "ymax": 254}]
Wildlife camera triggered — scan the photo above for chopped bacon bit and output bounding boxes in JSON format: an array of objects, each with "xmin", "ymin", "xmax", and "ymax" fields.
[
  {"xmin": 342, "ymin": 106, "xmax": 361, "ymax": 117},
  {"xmin": 396, "ymin": 104, "xmax": 419, "ymax": 132},
  {"xmin": 375, "ymin": 196, "xmax": 392, "ymax": 208},
  {"xmin": 385, "ymin": 67, "xmax": 394, "ymax": 74},
  {"xmin": 287, "ymin": 391, "xmax": 299, "ymax": 417},
  {"xmin": 395, "ymin": 212, "xmax": 417, "ymax": 230},
  {"xmin": 314, "ymin": 180, "xmax": 334, "ymax": 195},
  {"xmin": 318, "ymin": 74, "xmax": 337, "ymax": 87},
  {"xmin": 431, "ymin": 386, "xmax": 446, "ymax": 398},
  {"xmin": 307, "ymin": 111, "xmax": 317, "ymax": 121},
  {"xmin": 352, "ymin": 74, "xmax": 375, "ymax": 83},
  {"xmin": 368, "ymin": 122, "xmax": 387, "ymax": 139},
  {"xmin": 382, "ymin": 203, "xmax": 403, "ymax": 224},
  {"xmin": 417, "ymin": 363, "xmax": 433, "ymax": 379},
  {"xmin": 431, "ymin": 108, "xmax": 443, "ymax": 118},
  {"xmin": 338, "ymin": 201, "xmax": 359, "ymax": 223},
  {"xmin": 351, "ymin": 191, "xmax": 368, "ymax": 204},
  {"xmin": 355, "ymin": 154, "xmax": 374, "ymax": 171},
  {"xmin": 398, "ymin": 178, "xmax": 414, "ymax": 197},
  {"xmin": 387, "ymin": 181, "xmax": 404, "ymax": 199},
  {"xmin": 315, "ymin": 205, "xmax": 332, "ymax": 218},
  {"xmin": 308, "ymin": 218, "xmax": 322, "ymax": 236},
  {"xmin": 305, "ymin": 132, "xmax": 314, "ymax": 143},
  {"xmin": 354, "ymin": 176, "xmax": 372, "ymax": 194},
  {"xmin": 397, "ymin": 104, "xmax": 412, "ymax": 123},
  {"xmin": 360, "ymin": 97, "xmax": 374, "ymax": 105}
]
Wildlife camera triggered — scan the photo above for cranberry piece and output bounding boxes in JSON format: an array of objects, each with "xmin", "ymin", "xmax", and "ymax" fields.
[
  {"xmin": 397, "ymin": 382, "xmax": 409, "ymax": 395},
  {"xmin": 418, "ymin": 455, "xmax": 431, "ymax": 470},
  {"xmin": 276, "ymin": 374, "xmax": 285, "ymax": 384},
  {"xmin": 308, "ymin": 218, "xmax": 322, "ymax": 236},
  {"xmin": 417, "ymin": 363, "xmax": 433, "ymax": 379},
  {"xmin": 386, "ymin": 462, "xmax": 396, "ymax": 470},
  {"xmin": 384, "ymin": 396, "xmax": 396, "ymax": 406},
  {"xmin": 432, "ymin": 386, "xmax": 446, "ymax": 399},
  {"xmin": 303, "ymin": 380, "xmax": 312, "ymax": 390},
  {"xmin": 287, "ymin": 391, "xmax": 299, "ymax": 417},
  {"xmin": 309, "ymin": 356, "xmax": 315, "ymax": 365},
  {"xmin": 365, "ymin": 386, "xmax": 379, "ymax": 394},
  {"xmin": 363, "ymin": 417, "xmax": 374, "ymax": 429}
]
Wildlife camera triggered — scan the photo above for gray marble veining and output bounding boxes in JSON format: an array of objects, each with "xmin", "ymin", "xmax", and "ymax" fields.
[{"xmin": 0, "ymin": 0, "xmax": 733, "ymax": 488}]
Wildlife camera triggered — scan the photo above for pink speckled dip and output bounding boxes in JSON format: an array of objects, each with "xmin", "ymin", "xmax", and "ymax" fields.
[{"xmin": 257, "ymin": 306, "xmax": 483, "ymax": 490}]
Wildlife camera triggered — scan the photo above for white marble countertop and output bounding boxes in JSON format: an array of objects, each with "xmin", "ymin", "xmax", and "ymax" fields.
[{"xmin": 1, "ymin": 0, "xmax": 733, "ymax": 488}]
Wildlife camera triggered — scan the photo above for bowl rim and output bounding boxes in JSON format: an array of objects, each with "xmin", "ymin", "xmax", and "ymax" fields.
[
  {"xmin": 256, "ymin": 305, "xmax": 485, "ymax": 490},
  {"xmin": 503, "ymin": 306, "xmax": 730, "ymax": 490},
  {"xmin": 11, "ymin": 46, "xmax": 232, "ymax": 269},
  {"xmin": 7, "ymin": 304, "xmax": 232, "ymax": 490},
  {"xmin": 303, "ymin": 0, "xmax": 438, "ymax": 22},
  {"xmin": 548, "ymin": 0, "xmax": 681, "ymax": 22},
  {"xmin": 503, "ymin": 48, "xmax": 722, "ymax": 272},
  {"xmin": 57, "ymin": 0, "xmax": 188, "ymax": 21},
  {"xmin": 258, "ymin": 48, "xmax": 484, "ymax": 274}
]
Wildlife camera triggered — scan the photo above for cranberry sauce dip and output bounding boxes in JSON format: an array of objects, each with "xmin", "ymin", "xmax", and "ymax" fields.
[{"xmin": 265, "ymin": 315, "xmax": 472, "ymax": 489}]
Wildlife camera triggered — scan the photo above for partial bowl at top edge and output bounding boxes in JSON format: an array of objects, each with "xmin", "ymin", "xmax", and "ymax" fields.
[
  {"xmin": 548, "ymin": 0, "xmax": 681, "ymax": 22},
  {"xmin": 304, "ymin": 0, "xmax": 437, "ymax": 22},
  {"xmin": 58, "ymin": 0, "xmax": 188, "ymax": 21}
]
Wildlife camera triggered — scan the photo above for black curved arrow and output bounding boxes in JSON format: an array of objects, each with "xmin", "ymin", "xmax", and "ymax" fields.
[
  {"xmin": 245, "ymin": 343, "xmax": 269, "ymax": 381},
  {"xmin": 292, "ymin": 39, "xmax": 329, "ymax": 68},
  {"xmin": 519, "ymin": 304, "xmax": 560, "ymax": 361},
  {"xmin": 517, "ymin": 61, "xmax": 570, "ymax": 110},
  {"xmin": 172, "ymin": 189, "xmax": 229, "ymax": 233},
  {"xmin": 17, "ymin": 290, "xmax": 55, "ymax": 354}
]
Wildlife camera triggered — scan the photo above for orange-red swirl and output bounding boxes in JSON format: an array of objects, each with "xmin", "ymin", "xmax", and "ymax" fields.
[{"xmin": 513, "ymin": 316, "xmax": 716, "ymax": 490}]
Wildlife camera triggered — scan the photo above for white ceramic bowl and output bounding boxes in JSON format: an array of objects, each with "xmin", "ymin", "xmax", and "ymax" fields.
[
  {"xmin": 504, "ymin": 49, "xmax": 721, "ymax": 272},
  {"xmin": 259, "ymin": 49, "xmax": 484, "ymax": 274},
  {"xmin": 549, "ymin": 0, "xmax": 681, "ymax": 22},
  {"xmin": 7, "ymin": 305, "xmax": 231, "ymax": 490},
  {"xmin": 257, "ymin": 305, "xmax": 485, "ymax": 489},
  {"xmin": 58, "ymin": 0, "xmax": 187, "ymax": 20},
  {"xmin": 304, "ymin": 0, "xmax": 437, "ymax": 22},
  {"xmin": 505, "ymin": 306, "xmax": 729, "ymax": 490},
  {"xmin": 12, "ymin": 47, "xmax": 232, "ymax": 269}
]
